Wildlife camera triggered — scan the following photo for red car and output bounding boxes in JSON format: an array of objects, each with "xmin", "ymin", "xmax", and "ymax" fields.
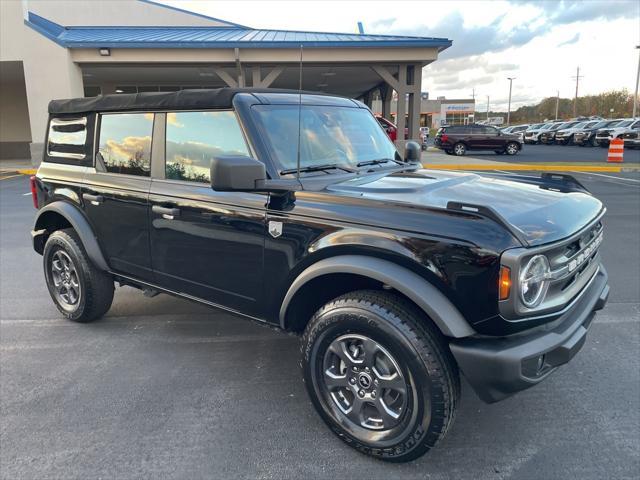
[{"xmin": 376, "ymin": 115, "xmax": 408, "ymax": 141}]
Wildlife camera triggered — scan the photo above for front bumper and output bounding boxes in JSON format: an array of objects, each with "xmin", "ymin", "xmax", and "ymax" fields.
[
  {"xmin": 449, "ymin": 266, "xmax": 609, "ymax": 403},
  {"xmin": 623, "ymin": 138, "xmax": 640, "ymax": 147}
]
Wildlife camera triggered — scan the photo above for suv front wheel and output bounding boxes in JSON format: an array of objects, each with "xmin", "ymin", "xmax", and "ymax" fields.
[
  {"xmin": 301, "ymin": 290, "xmax": 460, "ymax": 462},
  {"xmin": 505, "ymin": 142, "xmax": 519, "ymax": 155},
  {"xmin": 453, "ymin": 143, "xmax": 466, "ymax": 156},
  {"xmin": 43, "ymin": 228, "xmax": 114, "ymax": 322}
]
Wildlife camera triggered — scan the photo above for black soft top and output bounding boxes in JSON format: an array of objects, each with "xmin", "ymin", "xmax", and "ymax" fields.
[{"xmin": 48, "ymin": 87, "xmax": 335, "ymax": 115}]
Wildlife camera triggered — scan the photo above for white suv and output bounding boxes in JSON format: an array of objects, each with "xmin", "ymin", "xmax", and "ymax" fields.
[
  {"xmin": 523, "ymin": 122, "xmax": 554, "ymax": 144},
  {"xmin": 554, "ymin": 120, "xmax": 601, "ymax": 145},
  {"xmin": 595, "ymin": 119, "xmax": 640, "ymax": 147}
]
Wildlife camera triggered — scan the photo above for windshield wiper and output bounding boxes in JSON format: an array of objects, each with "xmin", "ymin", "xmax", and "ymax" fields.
[
  {"xmin": 279, "ymin": 163, "xmax": 356, "ymax": 175},
  {"xmin": 356, "ymin": 158, "xmax": 405, "ymax": 167}
]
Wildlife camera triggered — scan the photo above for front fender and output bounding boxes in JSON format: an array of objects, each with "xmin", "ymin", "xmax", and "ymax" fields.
[
  {"xmin": 279, "ymin": 255, "xmax": 475, "ymax": 338},
  {"xmin": 32, "ymin": 201, "xmax": 109, "ymax": 271}
]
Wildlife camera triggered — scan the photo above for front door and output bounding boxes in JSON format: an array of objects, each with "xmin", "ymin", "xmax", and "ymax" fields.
[
  {"xmin": 82, "ymin": 112, "xmax": 155, "ymax": 281},
  {"xmin": 148, "ymin": 110, "xmax": 267, "ymax": 316}
]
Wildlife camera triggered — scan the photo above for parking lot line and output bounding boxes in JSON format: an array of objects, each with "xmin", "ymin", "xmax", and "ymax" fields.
[{"xmin": 576, "ymin": 171, "xmax": 640, "ymax": 183}]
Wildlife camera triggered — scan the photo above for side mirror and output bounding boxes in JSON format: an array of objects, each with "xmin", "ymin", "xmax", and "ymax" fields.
[
  {"xmin": 404, "ymin": 141, "xmax": 421, "ymax": 163},
  {"xmin": 210, "ymin": 155, "xmax": 300, "ymax": 192}
]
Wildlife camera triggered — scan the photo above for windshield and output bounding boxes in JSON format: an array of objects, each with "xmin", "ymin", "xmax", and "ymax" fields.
[
  {"xmin": 527, "ymin": 123, "xmax": 543, "ymax": 130},
  {"xmin": 606, "ymin": 120, "xmax": 622, "ymax": 128},
  {"xmin": 550, "ymin": 123, "xmax": 565, "ymax": 131},
  {"xmin": 582, "ymin": 121, "xmax": 598, "ymax": 129},
  {"xmin": 252, "ymin": 105, "xmax": 399, "ymax": 175},
  {"xmin": 617, "ymin": 120, "xmax": 633, "ymax": 127},
  {"xmin": 540, "ymin": 123, "xmax": 554, "ymax": 130}
]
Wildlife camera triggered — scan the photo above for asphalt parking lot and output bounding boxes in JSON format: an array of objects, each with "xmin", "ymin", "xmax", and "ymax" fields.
[
  {"xmin": 426, "ymin": 140, "xmax": 640, "ymax": 164},
  {"xmin": 1, "ymin": 172, "xmax": 639, "ymax": 479}
]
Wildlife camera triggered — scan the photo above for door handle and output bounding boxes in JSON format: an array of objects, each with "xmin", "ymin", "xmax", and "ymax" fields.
[
  {"xmin": 83, "ymin": 193, "xmax": 104, "ymax": 205},
  {"xmin": 152, "ymin": 205, "xmax": 180, "ymax": 220}
]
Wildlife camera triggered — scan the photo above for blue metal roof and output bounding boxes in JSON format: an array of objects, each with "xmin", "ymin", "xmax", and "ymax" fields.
[{"xmin": 25, "ymin": 12, "xmax": 452, "ymax": 50}]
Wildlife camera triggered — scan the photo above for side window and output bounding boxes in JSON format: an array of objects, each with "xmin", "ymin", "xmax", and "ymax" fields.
[
  {"xmin": 97, "ymin": 113, "xmax": 153, "ymax": 176},
  {"xmin": 165, "ymin": 111, "xmax": 250, "ymax": 183},
  {"xmin": 47, "ymin": 117, "xmax": 88, "ymax": 160}
]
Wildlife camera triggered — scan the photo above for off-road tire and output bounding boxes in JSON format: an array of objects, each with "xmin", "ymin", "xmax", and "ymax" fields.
[
  {"xmin": 301, "ymin": 290, "xmax": 460, "ymax": 462},
  {"xmin": 43, "ymin": 228, "xmax": 114, "ymax": 322}
]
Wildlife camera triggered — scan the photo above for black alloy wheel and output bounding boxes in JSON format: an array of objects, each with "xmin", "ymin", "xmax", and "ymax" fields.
[
  {"xmin": 301, "ymin": 290, "xmax": 460, "ymax": 462},
  {"xmin": 43, "ymin": 229, "xmax": 114, "ymax": 322}
]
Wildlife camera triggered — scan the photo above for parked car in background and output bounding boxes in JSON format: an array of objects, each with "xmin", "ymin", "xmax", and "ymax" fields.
[
  {"xmin": 524, "ymin": 122, "xmax": 553, "ymax": 144},
  {"xmin": 574, "ymin": 120, "xmax": 622, "ymax": 147},
  {"xmin": 595, "ymin": 119, "xmax": 639, "ymax": 147},
  {"xmin": 539, "ymin": 122, "xmax": 577, "ymax": 144},
  {"xmin": 622, "ymin": 123, "xmax": 640, "ymax": 149},
  {"xmin": 420, "ymin": 126, "xmax": 429, "ymax": 150},
  {"xmin": 376, "ymin": 116, "xmax": 408, "ymax": 142},
  {"xmin": 554, "ymin": 121, "xmax": 600, "ymax": 145},
  {"xmin": 434, "ymin": 124, "xmax": 522, "ymax": 156}
]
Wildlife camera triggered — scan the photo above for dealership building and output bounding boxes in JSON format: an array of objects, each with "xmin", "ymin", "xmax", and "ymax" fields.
[
  {"xmin": 0, "ymin": 0, "xmax": 453, "ymax": 161},
  {"xmin": 371, "ymin": 94, "xmax": 476, "ymax": 129}
]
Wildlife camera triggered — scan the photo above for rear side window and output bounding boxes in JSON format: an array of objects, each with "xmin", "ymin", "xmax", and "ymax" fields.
[
  {"xmin": 97, "ymin": 113, "xmax": 153, "ymax": 176},
  {"xmin": 165, "ymin": 111, "xmax": 250, "ymax": 184},
  {"xmin": 47, "ymin": 117, "xmax": 88, "ymax": 160}
]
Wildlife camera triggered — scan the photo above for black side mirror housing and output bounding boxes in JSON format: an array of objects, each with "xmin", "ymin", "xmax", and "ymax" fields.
[
  {"xmin": 210, "ymin": 155, "xmax": 300, "ymax": 192},
  {"xmin": 404, "ymin": 141, "xmax": 421, "ymax": 163}
]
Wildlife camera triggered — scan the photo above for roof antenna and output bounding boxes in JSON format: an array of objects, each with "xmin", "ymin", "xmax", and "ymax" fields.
[{"xmin": 296, "ymin": 44, "xmax": 303, "ymax": 180}]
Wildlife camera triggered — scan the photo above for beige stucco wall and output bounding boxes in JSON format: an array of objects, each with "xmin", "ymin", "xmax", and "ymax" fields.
[
  {"xmin": 0, "ymin": 64, "xmax": 32, "ymax": 142},
  {"xmin": 28, "ymin": 0, "xmax": 232, "ymax": 27},
  {"xmin": 0, "ymin": 0, "xmax": 83, "ymax": 153},
  {"xmin": 0, "ymin": 0, "xmax": 233, "ymax": 157},
  {"xmin": 71, "ymin": 47, "xmax": 440, "ymax": 65}
]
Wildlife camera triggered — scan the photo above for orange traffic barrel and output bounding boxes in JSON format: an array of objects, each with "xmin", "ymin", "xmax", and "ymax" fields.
[{"xmin": 607, "ymin": 137, "xmax": 624, "ymax": 163}]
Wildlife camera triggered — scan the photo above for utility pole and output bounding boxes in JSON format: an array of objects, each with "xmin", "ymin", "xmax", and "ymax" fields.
[
  {"xmin": 555, "ymin": 90, "xmax": 560, "ymax": 120},
  {"xmin": 507, "ymin": 77, "xmax": 515, "ymax": 126},
  {"xmin": 571, "ymin": 66, "xmax": 583, "ymax": 118},
  {"xmin": 633, "ymin": 45, "xmax": 640, "ymax": 118},
  {"xmin": 486, "ymin": 95, "xmax": 490, "ymax": 121}
]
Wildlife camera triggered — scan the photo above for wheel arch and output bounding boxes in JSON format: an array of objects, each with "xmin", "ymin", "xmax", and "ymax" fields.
[
  {"xmin": 279, "ymin": 255, "xmax": 475, "ymax": 339},
  {"xmin": 33, "ymin": 201, "xmax": 109, "ymax": 271}
]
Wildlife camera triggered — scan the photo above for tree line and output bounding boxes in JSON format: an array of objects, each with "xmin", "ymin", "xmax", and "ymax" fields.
[{"xmin": 487, "ymin": 89, "xmax": 637, "ymax": 124}]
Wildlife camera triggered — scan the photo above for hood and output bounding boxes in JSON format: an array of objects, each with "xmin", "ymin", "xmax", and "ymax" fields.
[{"xmin": 326, "ymin": 169, "xmax": 603, "ymax": 246}]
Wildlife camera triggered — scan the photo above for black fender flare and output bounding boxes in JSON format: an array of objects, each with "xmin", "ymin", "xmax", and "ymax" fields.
[
  {"xmin": 32, "ymin": 201, "xmax": 109, "ymax": 271},
  {"xmin": 279, "ymin": 255, "xmax": 475, "ymax": 338}
]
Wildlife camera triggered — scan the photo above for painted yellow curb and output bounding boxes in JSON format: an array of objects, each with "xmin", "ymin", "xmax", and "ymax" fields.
[
  {"xmin": 17, "ymin": 169, "xmax": 37, "ymax": 175},
  {"xmin": 422, "ymin": 164, "xmax": 624, "ymax": 172}
]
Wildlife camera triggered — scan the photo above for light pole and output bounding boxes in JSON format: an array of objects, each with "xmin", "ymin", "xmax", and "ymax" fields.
[
  {"xmin": 555, "ymin": 90, "xmax": 560, "ymax": 120},
  {"xmin": 633, "ymin": 45, "xmax": 640, "ymax": 118},
  {"xmin": 507, "ymin": 77, "xmax": 515, "ymax": 126},
  {"xmin": 486, "ymin": 95, "xmax": 490, "ymax": 121}
]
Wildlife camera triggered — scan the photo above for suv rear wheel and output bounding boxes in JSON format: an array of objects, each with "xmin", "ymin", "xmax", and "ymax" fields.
[
  {"xmin": 505, "ymin": 142, "xmax": 519, "ymax": 155},
  {"xmin": 301, "ymin": 290, "xmax": 460, "ymax": 462},
  {"xmin": 43, "ymin": 228, "xmax": 114, "ymax": 322},
  {"xmin": 453, "ymin": 143, "xmax": 466, "ymax": 156}
]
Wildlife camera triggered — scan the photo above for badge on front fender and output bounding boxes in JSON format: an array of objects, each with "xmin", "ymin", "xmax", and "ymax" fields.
[{"xmin": 268, "ymin": 221, "xmax": 283, "ymax": 238}]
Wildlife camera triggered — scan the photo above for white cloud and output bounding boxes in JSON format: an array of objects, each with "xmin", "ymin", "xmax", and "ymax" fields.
[{"xmin": 162, "ymin": 0, "xmax": 640, "ymax": 111}]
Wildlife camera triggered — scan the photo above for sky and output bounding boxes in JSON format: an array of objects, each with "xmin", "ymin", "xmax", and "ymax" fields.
[{"xmin": 163, "ymin": 0, "xmax": 640, "ymax": 111}]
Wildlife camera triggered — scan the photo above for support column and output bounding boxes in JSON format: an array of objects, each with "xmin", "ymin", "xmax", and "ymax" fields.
[
  {"xmin": 395, "ymin": 66, "xmax": 407, "ymax": 150},
  {"xmin": 251, "ymin": 67, "xmax": 261, "ymax": 87},
  {"xmin": 407, "ymin": 63, "xmax": 422, "ymax": 141},
  {"xmin": 380, "ymin": 84, "xmax": 392, "ymax": 121}
]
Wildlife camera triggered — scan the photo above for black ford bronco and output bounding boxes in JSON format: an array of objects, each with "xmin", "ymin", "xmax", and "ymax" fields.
[{"xmin": 31, "ymin": 88, "xmax": 609, "ymax": 462}]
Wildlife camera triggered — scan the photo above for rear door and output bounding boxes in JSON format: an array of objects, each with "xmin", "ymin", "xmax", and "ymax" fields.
[
  {"xmin": 468, "ymin": 125, "xmax": 489, "ymax": 149},
  {"xmin": 82, "ymin": 112, "xmax": 155, "ymax": 281},
  {"xmin": 148, "ymin": 111, "xmax": 267, "ymax": 316}
]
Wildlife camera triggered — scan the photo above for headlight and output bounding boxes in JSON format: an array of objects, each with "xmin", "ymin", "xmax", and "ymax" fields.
[{"xmin": 520, "ymin": 255, "xmax": 550, "ymax": 308}]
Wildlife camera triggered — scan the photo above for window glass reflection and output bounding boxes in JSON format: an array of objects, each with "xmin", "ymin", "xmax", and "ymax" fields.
[
  {"xmin": 165, "ymin": 111, "xmax": 250, "ymax": 183},
  {"xmin": 98, "ymin": 113, "xmax": 153, "ymax": 176}
]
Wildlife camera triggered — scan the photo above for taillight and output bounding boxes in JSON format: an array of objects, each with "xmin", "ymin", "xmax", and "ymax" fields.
[
  {"xmin": 441, "ymin": 134, "xmax": 449, "ymax": 142},
  {"xmin": 499, "ymin": 266, "xmax": 511, "ymax": 300},
  {"xmin": 30, "ymin": 175, "xmax": 38, "ymax": 209}
]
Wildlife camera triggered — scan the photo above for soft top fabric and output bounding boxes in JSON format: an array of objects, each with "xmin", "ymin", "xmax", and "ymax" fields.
[{"xmin": 48, "ymin": 88, "xmax": 327, "ymax": 115}]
